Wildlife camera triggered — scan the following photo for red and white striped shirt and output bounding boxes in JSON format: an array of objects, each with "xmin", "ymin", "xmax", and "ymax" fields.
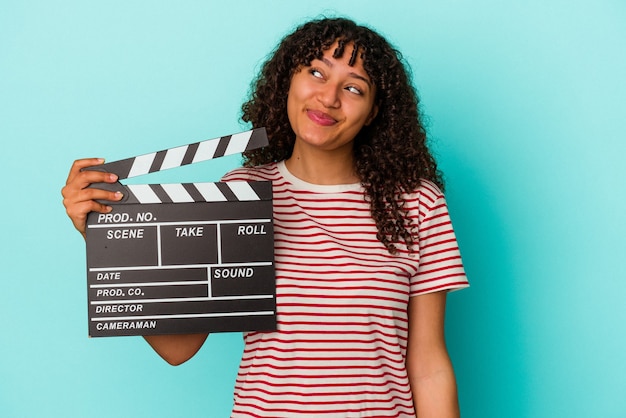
[{"xmin": 222, "ymin": 161, "xmax": 468, "ymax": 418}]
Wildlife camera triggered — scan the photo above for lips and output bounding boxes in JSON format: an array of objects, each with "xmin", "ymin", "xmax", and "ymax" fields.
[{"xmin": 306, "ymin": 109, "xmax": 337, "ymax": 126}]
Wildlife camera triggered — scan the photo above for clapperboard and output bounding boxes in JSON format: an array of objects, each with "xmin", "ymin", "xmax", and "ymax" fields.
[{"xmin": 83, "ymin": 128, "xmax": 276, "ymax": 337}]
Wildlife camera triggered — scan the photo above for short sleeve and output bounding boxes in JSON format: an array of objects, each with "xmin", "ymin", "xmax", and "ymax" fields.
[
  {"xmin": 220, "ymin": 163, "xmax": 278, "ymax": 183},
  {"xmin": 410, "ymin": 182, "xmax": 469, "ymax": 296},
  {"xmin": 220, "ymin": 167, "xmax": 253, "ymax": 182}
]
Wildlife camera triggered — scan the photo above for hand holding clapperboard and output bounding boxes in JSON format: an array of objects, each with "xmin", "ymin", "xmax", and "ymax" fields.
[{"xmin": 83, "ymin": 128, "xmax": 276, "ymax": 337}]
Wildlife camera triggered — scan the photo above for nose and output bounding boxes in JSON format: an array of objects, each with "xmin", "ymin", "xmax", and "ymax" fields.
[{"xmin": 316, "ymin": 83, "xmax": 341, "ymax": 109}]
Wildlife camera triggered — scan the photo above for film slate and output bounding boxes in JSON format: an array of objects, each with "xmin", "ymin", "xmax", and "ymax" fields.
[{"xmin": 83, "ymin": 128, "xmax": 276, "ymax": 337}]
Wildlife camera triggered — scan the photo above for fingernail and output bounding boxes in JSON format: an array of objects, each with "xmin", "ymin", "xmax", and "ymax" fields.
[
  {"xmin": 106, "ymin": 206, "xmax": 113, "ymax": 212},
  {"xmin": 97, "ymin": 158, "xmax": 105, "ymax": 164},
  {"xmin": 115, "ymin": 191, "xmax": 123, "ymax": 200},
  {"xmin": 108, "ymin": 173, "xmax": 118, "ymax": 181}
]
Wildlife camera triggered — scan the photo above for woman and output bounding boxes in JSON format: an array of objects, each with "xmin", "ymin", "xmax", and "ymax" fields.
[{"xmin": 63, "ymin": 17, "xmax": 468, "ymax": 418}]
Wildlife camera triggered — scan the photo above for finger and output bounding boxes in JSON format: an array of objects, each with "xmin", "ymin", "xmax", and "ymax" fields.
[
  {"xmin": 66, "ymin": 199, "xmax": 112, "ymax": 221},
  {"xmin": 77, "ymin": 170, "xmax": 119, "ymax": 189},
  {"xmin": 66, "ymin": 158, "xmax": 105, "ymax": 185},
  {"xmin": 65, "ymin": 200, "xmax": 114, "ymax": 235},
  {"xmin": 80, "ymin": 188, "xmax": 124, "ymax": 204},
  {"xmin": 62, "ymin": 171, "xmax": 119, "ymax": 200},
  {"xmin": 63, "ymin": 185, "xmax": 123, "ymax": 207}
]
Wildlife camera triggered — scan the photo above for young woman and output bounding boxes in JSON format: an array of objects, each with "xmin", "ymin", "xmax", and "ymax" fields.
[{"xmin": 63, "ymin": 17, "xmax": 468, "ymax": 418}]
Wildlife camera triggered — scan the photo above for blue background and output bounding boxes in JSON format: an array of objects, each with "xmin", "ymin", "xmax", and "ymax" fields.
[{"xmin": 1, "ymin": 1, "xmax": 625, "ymax": 417}]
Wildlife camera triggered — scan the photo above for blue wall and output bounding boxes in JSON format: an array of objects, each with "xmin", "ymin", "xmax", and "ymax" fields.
[{"xmin": 1, "ymin": 1, "xmax": 624, "ymax": 417}]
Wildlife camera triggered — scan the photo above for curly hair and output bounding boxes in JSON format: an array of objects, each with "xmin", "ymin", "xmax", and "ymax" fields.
[{"xmin": 241, "ymin": 17, "xmax": 444, "ymax": 254}]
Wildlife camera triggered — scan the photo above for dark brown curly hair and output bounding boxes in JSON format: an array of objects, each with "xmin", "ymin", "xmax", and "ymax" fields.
[{"xmin": 241, "ymin": 17, "xmax": 444, "ymax": 254}]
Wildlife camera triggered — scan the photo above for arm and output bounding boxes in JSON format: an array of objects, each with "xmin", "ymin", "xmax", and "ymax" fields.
[
  {"xmin": 406, "ymin": 291, "xmax": 460, "ymax": 418},
  {"xmin": 144, "ymin": 334, "xmax": 209, "ymax": 366},
  {"xmin": 62, "ymin": 158, "xmax": 209, "ymax": 364}
]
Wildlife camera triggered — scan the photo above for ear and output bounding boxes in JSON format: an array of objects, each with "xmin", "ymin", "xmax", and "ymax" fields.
[{"xmin": 364, "ymin": 104, "xmax": 379, "ymax": 126}]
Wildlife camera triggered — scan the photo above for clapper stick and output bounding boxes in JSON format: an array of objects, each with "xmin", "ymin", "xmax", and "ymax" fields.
[
  {"xmin": 83, "ymin": 128, "xmax": 276, "ymax": 337},
  {"xmin": 84, "ymin": 128, "xmax": 268, "ymax": 203}
]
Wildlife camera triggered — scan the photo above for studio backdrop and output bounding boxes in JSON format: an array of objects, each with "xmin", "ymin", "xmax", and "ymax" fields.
[{"xmin": 1, "ymin": 1, "xmax": 625, "ymax": 417}]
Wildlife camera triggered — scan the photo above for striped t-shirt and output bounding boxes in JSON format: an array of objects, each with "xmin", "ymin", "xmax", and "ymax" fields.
[{"xmin": 222, "ymin": 161, "xmax": 468, "ymax": 418}]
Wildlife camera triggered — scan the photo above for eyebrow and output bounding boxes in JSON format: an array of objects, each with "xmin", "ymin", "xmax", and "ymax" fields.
[{"xmin": 320, "ymin": 57, "xmax": 372, "ymax": 87}]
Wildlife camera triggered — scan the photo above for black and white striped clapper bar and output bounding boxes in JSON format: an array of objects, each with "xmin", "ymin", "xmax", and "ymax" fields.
[{"xmin": 83, "ymin": 128, "xmax": 276, "ymax": 337}]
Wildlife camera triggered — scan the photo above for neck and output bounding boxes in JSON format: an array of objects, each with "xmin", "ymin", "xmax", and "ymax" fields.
[{"xmin": 285, "ymin": 143, "xmax": 359, "ymax": 185}]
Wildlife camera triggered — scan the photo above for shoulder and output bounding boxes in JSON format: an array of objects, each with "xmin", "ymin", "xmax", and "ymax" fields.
[
  {"xmin": 401, "ymin": 179, "xmax": 453, "ymax": 226},
  {"xmin": 221, "ymin": 162, "xmax": 280, "ymax": 182},
  {"xmin": 416, "ymin": 179, "xmax": 445, "ymax": 200},
  {"xmin": 404, "ymin": 179, "xmax": 446, "ymax": 210}
]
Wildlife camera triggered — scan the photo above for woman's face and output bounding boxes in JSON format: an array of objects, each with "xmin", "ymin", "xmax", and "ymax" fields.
[{"xmin": 286, "ymin": 42, "xmax": 378, "ymax": 156}]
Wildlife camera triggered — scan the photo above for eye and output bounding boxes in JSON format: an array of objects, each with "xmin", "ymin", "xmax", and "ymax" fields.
[
  {"xmin": 346, "ymin": 85, "xmax": 363, "ymax": 95},
  {"xmin": 309, "ymin": 68, "xmax": 323, "ymax": 78}
]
